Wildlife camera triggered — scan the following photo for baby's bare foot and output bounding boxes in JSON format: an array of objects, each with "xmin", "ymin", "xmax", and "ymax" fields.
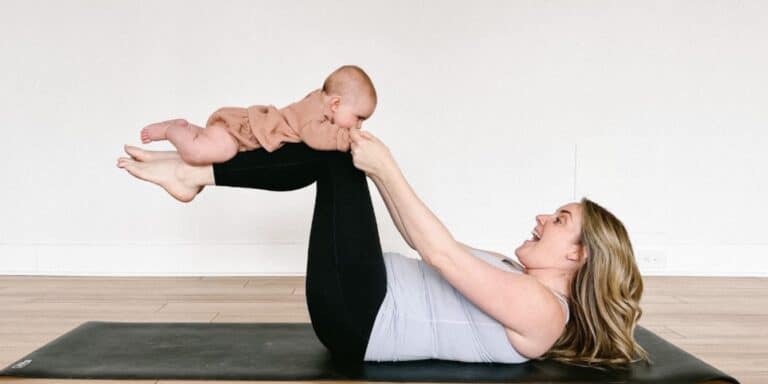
[
  {"xmin": 116, "ymin": 157, "xmax": 201, "ymax": 202},
  {"xmin": 124, "ymin": 145, "xmax": 181, "ymax": 162},
  {"xmin": 140, "ymin": 119, "xmax": 186, "ymax": 144}
]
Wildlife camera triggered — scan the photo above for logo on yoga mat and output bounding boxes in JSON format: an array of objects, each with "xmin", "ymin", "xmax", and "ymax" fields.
[{"xmin": 10, "ymin": 359, "xmax": 31, "ymax": 369}]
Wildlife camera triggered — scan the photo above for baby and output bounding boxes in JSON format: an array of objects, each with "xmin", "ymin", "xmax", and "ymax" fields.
[{"xmin": 139, "ymin": 65, "xmax": 377, "ymax": 165}]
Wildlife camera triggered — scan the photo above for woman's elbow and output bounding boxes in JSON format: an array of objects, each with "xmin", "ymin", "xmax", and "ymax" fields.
[
  {"xmin": 512, "ymin": 335, "xmax": 554, "ymax": 360},
  {"xmin": 417, "ymin": 245, "xmax": 453, "ymax": 269}
]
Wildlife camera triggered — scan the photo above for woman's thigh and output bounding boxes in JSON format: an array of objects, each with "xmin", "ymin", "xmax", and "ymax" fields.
[
  {"xmin": 212, "ymin": 143, "xmax": 322, "ymax": 191},
  {"xmin": 305, "ymin": 150, "xmax": 388, "ymax": 361},
  {"xmin": 212, "ymin": 145, "xmax": 387, "ymax": 360}
]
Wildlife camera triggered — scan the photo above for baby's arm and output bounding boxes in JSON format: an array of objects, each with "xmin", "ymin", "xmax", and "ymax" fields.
[{"xmin": 299, "ymin": 120, "xmax": 351, "ymax": 152}]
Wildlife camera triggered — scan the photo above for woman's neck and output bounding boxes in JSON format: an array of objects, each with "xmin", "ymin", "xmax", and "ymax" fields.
[{"xmin": 524, "ymin": 267, "xmax": 573, "ymax": 297}]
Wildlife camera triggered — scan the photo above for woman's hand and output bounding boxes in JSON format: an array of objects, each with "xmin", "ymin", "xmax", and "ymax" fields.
[{"xmin": 349, "ymin": 129, "xmax": 394, "ymax": 178}]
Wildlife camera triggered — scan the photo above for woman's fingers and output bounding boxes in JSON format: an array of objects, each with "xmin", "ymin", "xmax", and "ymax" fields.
[
  {"xmin": 350, "ymin": 129, "xmax": 382, "ymax": 159},
  {"xmin": 350, "ymin": 128, "xmax": 363, "ymax": 143},
  {"xmin": 352, "ymin": 129, "xmax": 377, "ymax": 141},
  {"xmin": 360, "ymin": 130, "xmax": 378, "ymax": 143}
]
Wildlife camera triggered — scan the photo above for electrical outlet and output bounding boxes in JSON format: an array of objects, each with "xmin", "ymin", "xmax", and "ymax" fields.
[{"xmin": 637, "ymin": 249, "xmax": 668, "ymax": 271}]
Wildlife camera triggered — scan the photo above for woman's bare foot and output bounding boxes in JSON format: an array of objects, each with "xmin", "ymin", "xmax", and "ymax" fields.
[
  {"xmin": 124, "ymin": 144, "xmax": 181, "ymax": 162},
  {"xmin": 116, "ymin": 157, "xmax": 202, "ymax": 202},
  {"xmin": 140, "ymin": 119, "xmax": 187, "ymax": 144}
]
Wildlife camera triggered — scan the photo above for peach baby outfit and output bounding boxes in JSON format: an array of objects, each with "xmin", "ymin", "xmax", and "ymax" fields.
[{"xmin": 205, "ymin": 89, "xmax": 351, "ymax": 153}]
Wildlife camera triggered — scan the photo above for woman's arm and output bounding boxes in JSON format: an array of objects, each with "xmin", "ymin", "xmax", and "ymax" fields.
[
  {"xmin": 376, "ymin": 157, "xmax": 563, "ymax": 356},
  {"xmin": 373, "ymin": 158, "xmax": 456, "ymax": 265},
  {"xmin": 372, "ymin": 175, "xmax": 505, "ymax": 259},
  {"xmin": 349, "ymin": 130, "xmax": 564, "ymax": 356},
  {"xmin": 457, "ymin": 241, "xmax": 504, "ymax": 259},
  {"xmin": 370, "ymin": 174, "xmax": 416, "ymax": 250}
]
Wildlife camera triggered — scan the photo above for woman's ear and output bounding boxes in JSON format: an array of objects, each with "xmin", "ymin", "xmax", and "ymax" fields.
[{"xmin": 566, "ymin": 244, "xmax": 587, "ymax": 263}]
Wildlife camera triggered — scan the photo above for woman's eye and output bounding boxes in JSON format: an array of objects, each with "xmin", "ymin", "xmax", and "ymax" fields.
[{"xmin": 555, "ymin": 217, "xmax": 561, "ymax": 223}]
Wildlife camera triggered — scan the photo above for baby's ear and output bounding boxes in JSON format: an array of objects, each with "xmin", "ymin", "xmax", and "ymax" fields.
[{"xmin": 329, "ymin": 96, "xmax": 341, "ymax": 112}]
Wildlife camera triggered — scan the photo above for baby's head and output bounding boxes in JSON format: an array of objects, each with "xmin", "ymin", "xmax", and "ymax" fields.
[{"xmin": 322, "ymin": 65, "xmax": 377, "ymax": 130}]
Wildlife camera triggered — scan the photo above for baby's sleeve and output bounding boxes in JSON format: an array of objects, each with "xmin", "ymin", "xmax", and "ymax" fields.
[{"xmin": 299, "ymin": 120, "xmax": 351, "ymax": 152}]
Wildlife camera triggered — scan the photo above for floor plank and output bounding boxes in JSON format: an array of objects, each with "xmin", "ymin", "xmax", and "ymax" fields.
[{"xmin": 0, "ymin": 275, "xmax": 763, "ymax": 383}]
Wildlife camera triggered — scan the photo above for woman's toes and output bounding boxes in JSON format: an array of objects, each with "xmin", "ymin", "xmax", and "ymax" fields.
[
  {"xmin": 118, "ymin": 159, "xmax": 148, "ymax": 180},
  {"xmin": 117, "ymin": 157, "xmax": 135, "ymax": 169},
  {"xmin": 117, "ymin": 157, "xmax": 133, "ymax": 168},
  {"xmin": 124, "ymin": 145, "xmax": 146, "ymax": 161},
  {"xmin": 117, "ymin": 158, "xmax": 198, "ymax": 203},
  {"xmin": 122, "ymin": 161, "xmax": 148, "ymax": 181},
  {"xmin": 123, "ymin": 145, "xmax": 180, "ymax": 161}
]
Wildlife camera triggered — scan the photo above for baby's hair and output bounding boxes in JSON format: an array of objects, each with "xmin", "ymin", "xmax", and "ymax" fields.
[{"xmin": 322, "ymin": 65, "xmax": 377, "ymax": 105}]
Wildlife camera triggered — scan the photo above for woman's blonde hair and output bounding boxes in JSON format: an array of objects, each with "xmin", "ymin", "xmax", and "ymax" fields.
[{"xmin": 539, "ymin": 197, "xmax": 650, "ymax": 369}]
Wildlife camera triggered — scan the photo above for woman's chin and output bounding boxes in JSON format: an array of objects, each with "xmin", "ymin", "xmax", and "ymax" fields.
[
  {"xmin": 515, "ymin": 239, "xmax": 533, "ymax": 251},
  {"xmin": 514, "ymin": 240, "xmax": 536, "ymax": 260}
]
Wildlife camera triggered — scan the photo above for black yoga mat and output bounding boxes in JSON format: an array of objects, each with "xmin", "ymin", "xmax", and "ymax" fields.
[{"xmin": 0, "ymin": 321, "xmax": 738, "ymax": 383}]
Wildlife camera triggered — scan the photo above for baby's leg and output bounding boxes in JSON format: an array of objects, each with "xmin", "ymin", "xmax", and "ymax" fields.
[
  {"xmin": 168, "ymin": 121, "xmax": 240, "ymax": 166},
  {"xmin": 140, "ymin": 118, "xmax": 188, "ymax": 144}
]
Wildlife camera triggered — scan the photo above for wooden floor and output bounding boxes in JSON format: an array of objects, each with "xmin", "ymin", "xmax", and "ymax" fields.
[{"xmin": 0, "ymin": 275, "xmax": 765, "ymax": 384}]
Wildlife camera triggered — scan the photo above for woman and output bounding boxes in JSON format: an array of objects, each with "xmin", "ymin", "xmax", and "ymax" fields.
[{"xmin": 116, "ymin": 129, "xmax": 649, "ymax": 367}]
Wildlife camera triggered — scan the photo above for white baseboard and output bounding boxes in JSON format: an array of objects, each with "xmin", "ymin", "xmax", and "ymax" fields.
[
  {"xmin": 1, "ymin": 243, "xmax": 767, "ymax": 277},
  {"xmin": 635, "ymin": 244, "xmax": 768, "ymax": 277},
  {"xmin": 0, "ymin": 243, "xmax": 309, "ymax": 276}
]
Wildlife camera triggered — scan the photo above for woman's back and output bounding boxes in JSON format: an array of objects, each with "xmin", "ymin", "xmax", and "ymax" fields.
[{"xmin": 363, "ymin": 247, "xmax": 569, "ymax": 363}]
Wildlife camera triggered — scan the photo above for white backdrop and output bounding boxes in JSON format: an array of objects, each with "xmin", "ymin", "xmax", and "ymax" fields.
[{"xmin": 1, "ymin": 0, "xmax": 766, "ymax": 276}]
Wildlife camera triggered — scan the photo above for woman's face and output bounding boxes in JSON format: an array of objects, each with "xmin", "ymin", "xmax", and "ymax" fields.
[{"xmin": 514, "ymin": 202, "xmax": 585, "ymax": 270}]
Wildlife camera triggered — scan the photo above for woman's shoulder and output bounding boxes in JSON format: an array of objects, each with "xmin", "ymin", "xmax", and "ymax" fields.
[{"xmin": 457, "ymin": 242, "xmax": 526, "ymax": 273}]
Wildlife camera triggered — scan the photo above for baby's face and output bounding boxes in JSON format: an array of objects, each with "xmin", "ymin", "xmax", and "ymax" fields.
[{"xmin": 332, "ymin": 95, "xmax": 376, "ymax": 130}]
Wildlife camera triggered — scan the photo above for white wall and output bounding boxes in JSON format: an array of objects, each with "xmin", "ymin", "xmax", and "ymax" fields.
[{"xmin": 1, "ymin": 0, "xmax": 766, "ymax": 277}]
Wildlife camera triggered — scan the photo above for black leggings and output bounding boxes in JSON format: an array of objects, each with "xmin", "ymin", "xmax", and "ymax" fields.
[{"xmin": 212, "ymin": 143, "xmax": 388, "ymax": 361}]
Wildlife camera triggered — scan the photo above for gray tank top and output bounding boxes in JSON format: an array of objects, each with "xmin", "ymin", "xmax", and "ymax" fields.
[{"xmin": 363, "ymin": 248, "xmax": 570, "ymax": 363}]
